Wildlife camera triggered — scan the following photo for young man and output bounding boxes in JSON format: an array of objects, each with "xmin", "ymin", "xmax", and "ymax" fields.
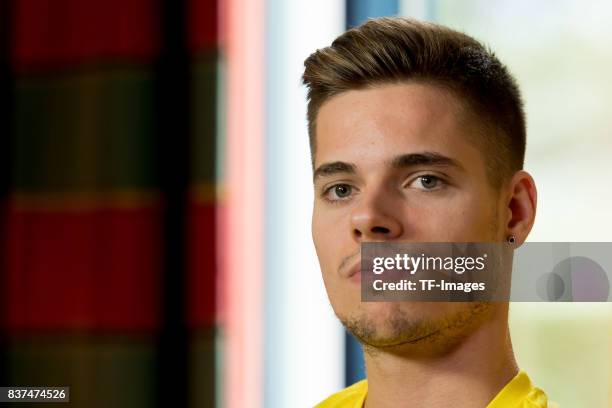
[{"xmin": 303, "ymin": 18, "xmax": 553, "ymax": 407}]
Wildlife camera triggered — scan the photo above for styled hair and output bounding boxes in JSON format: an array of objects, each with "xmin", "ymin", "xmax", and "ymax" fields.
[{"xmin": 302, "ymin": 17, "xmax": 526, "ymax": 188}]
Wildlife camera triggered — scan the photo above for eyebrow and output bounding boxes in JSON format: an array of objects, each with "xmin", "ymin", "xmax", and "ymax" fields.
[
  {"xmin": 390, "ymin": 152, "xmax": 464, "ymax": 171},
  {"xmin": 313, "ymin": 151, "xmax": 463, "ymax": 182},
  {"xmin": 313, "ymin": 161, "xmax": 356, "ymax": 181}
]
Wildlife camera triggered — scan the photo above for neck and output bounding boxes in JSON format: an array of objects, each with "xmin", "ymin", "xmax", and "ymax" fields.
[{"xmin": 363, "ymin": 304, "xmax": 518, "ymax": 408}]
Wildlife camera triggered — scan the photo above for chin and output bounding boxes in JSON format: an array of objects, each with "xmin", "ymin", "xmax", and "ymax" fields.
[
  {"xmin": 340, "ymin": 301, "xmax": 481, "ymax": 348},
  {"xmin": 358, "ymin": 301, "xmax": 448, "ymax": 322}
]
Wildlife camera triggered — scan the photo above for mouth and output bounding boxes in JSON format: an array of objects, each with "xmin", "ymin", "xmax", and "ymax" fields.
[
  {"xmin": 348, "ymin": 263, "xmax": 361, "ymax": 283},
  {"xmin": 339, "ymin": 253, "xmax": 372, "ymax": 284}
]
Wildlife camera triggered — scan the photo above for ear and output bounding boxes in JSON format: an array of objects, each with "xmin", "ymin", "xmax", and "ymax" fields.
[{"xmin": 504, "ymin": 170, "xmax": 537, "ymax": 245}]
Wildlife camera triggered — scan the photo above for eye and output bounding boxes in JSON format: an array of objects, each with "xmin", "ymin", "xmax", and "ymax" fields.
[
  {"xmin": 409, "ymin": 175, "xmax": 444, "ymax": 190},
  {"xmin": 323, "ymin": 184, "xmax": 354, "ymax": 202}
]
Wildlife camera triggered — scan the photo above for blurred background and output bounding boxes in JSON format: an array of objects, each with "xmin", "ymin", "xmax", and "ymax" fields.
[{"xmin": 0, "ymin": 0, "xmax": 611, "ymax": 407}]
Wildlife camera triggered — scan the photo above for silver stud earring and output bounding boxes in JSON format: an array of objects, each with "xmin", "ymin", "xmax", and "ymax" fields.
[{"xmin": 507, "ymin": 235, "xmax": 516, "ymax": 244}]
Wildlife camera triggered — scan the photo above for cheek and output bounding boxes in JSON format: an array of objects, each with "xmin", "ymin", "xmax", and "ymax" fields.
[
  {"xmin": 448, "ymin": 195, "xmax": 496, "ymax": 239},
  {"xmin": 411, "ymin": 192, "xmax": 495, "ymax": 240},
  {"xmin": 312, "ymin": 207, "xmax": 340, "ymax": 269},
  {"xmin": 311, "ymin": 208, "xmax": 326, "ymax": 252}
]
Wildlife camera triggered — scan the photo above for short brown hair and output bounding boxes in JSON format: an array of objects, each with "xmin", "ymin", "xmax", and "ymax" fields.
[{"xmin": 302, "ymin": 17, "xmax": 526, "ymax": 188}]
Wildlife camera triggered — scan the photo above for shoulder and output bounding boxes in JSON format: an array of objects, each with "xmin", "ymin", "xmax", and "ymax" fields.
[
  {"xmin": 314, "ymin": 380, "xmax": 368, "ymax": 408},
  {"xmin": 488, "ymin": 370, "xmax": 558, "ymax": 408}
]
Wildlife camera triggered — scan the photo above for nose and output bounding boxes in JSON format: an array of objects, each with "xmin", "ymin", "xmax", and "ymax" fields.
[{"xmin": 350, "ymin": 193, "xmax": 403, "ymax": 241}]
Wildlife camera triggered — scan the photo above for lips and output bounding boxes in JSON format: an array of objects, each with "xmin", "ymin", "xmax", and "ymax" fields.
[
  {"xmin": 347, "ymin": 262, "xmax": 361, "ymax": 279},
  {"xmin": 339, "ymin": 253, "xmax": 373, "ymax": 283},
  {"xmin": 346, "ymin": 258, "xmax": 373, "ymax": 283}
]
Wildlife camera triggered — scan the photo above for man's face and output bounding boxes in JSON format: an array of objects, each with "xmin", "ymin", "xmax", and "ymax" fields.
[{"xmin": 311, "ymin": 83, "xmax": 506, "ymax": 349}]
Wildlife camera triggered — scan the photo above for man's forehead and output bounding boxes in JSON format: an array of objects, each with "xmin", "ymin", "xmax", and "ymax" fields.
[
  {"xmin": 313, "ymin": 83, "xmax": 481, "ymax": 171},
  {"xmin": 316, "ymin": 82, "xmax": 465, "ymax": 131}
]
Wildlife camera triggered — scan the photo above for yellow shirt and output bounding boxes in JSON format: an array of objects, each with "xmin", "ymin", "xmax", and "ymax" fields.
[{"xmin": 315, "ymin": 370, "xmax": 557, "ymax": 407}]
